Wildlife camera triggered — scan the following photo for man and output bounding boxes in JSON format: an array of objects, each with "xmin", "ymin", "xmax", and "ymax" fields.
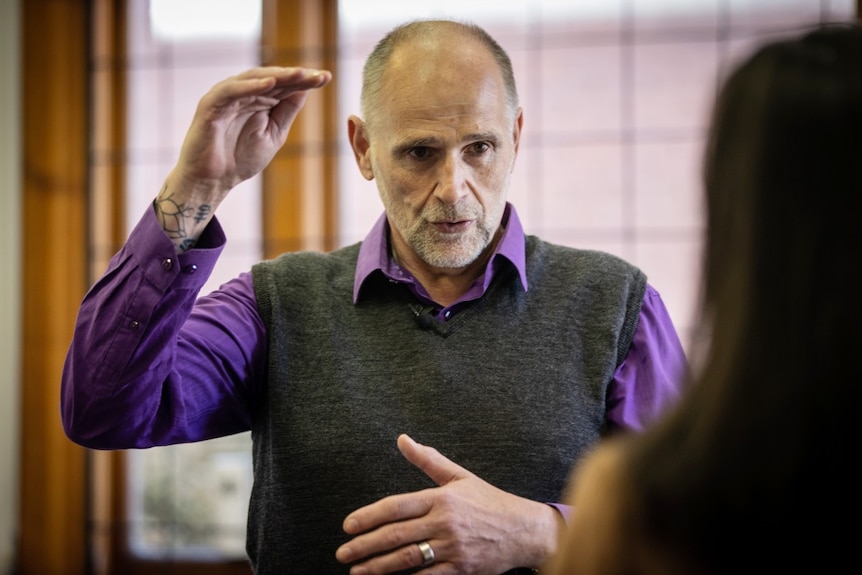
[{"xmin": 62, "ymin": 19, "xmax": 686, "ymax": 574}]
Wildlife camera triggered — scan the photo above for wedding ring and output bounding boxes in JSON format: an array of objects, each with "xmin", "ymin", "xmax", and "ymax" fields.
[{"xmin": 417, "ymin": 540, "xmax": 435, "ymax": 566}]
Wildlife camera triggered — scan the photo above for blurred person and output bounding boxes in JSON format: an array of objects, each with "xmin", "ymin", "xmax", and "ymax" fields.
[
  {"xmin": 543, "ymin": 22, "xmax": 862, "ymax": 575},
  {"xmin": 61, "ymin": 19, "xmax": 687, "ymax": 574}
]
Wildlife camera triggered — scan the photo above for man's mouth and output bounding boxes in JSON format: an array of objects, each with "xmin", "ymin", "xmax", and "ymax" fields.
[{"xmin": 430, "ymin": 220, "xmax": 473, "ymax": 234}]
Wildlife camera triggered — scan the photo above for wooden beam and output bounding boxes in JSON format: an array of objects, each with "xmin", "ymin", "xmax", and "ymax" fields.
[
  {"xmin": 87, "ymin": 0, "xmax": 128, "ymax": 572},
  {"xmin": 260, "ymin": 0, "xmax": 340, "ymax": 256},
  {"xmin": 19, "ymin": 0, "xmax": 89, "ymax": 573}
]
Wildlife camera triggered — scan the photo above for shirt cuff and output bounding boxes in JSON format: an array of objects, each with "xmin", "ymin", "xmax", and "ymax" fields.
[{"xmin": 129, "ymin": 204, "xmax": 226, "ymax": 292}]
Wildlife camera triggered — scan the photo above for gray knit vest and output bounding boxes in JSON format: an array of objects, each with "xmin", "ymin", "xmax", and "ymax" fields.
[{"xmin": 249, "ymin": 235, "xmax": 646, "ymax": 574}]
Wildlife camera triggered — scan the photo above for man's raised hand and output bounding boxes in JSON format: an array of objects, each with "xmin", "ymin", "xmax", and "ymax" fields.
[{"xmin": 171, "ymin": 66, "xmax": 331, "ymax": 202}]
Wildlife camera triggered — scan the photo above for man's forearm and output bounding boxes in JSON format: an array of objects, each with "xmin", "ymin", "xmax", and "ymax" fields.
[{"xmin": 154, "ymin": 170, "xmax": 230, "ymax": 253}]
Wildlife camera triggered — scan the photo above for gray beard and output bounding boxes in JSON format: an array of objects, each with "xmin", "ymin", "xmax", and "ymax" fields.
[{"xmin": 410, "ymin": 225, "xmax": 492, "ymax": 269}]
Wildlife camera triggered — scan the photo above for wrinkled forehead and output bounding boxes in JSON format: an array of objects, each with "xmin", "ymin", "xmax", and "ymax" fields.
[{"xmin": 373, "ymin": 86, "xmax": 512, "ymax": 150}]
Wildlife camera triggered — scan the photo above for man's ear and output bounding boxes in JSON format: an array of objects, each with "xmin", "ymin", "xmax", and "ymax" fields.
[
  {"xmin": 347, "ymin": 115, "xmax": 374, "ymax": 181},
  {"xmin": 512, "ymin": 107, "xmax": 523, "ymax": 157}
]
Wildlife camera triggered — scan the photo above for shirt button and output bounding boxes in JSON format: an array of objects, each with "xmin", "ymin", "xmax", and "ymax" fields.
[
  {"xmin": 161, "ymin": 258, "xmax": 173, "ymax": 271},
  {"xmin": 444, "ymin": 310, "xmax": 451, "ymax": 319},
  {"xmin": 129, "ymin": 320, "xmax": 140, "ymax": 330},
  {"xmin": 184, "ymin": 264, "xmax": 198, "ymax": 274}
]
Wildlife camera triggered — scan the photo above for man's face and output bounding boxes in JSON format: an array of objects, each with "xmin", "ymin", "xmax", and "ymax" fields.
[{"xmin": 351, "ymin": 38, "xmax": 522, "ymax": 272}]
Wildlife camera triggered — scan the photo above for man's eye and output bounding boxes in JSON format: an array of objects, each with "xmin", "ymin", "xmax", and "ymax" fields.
[
  {"xmin": 408, "ymin": 146, "xmax": 433, "ymax": 160},
  {"xmin": 467, "ymin": 142, "xmax": 491, "ymax": 155}
]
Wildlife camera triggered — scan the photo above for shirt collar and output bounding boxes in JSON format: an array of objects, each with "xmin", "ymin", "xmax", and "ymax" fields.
[{"xmin": 353, "ymin": 202, "xmax": 528, "ymax": 303}]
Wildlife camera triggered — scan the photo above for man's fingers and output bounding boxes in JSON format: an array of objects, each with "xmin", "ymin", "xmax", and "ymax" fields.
[
  {"xmin": 342, "ymin": 488, "xmax": 434, "ymax": 535},
  {"xmin": 233, "ymin": 65, "xmax": 330, "ymax": 85},
  {"xmin": 337, "ymin": 515, "xmax": 433, "ymax": 566},
  {"xmin": 268, "ymin": 91, "xmax": 310, "ymax": 134},
  {"xmin": 261, "ymin": 67, "xmax": 332, "ymax": 94},
  {"xmin": 210, "ymin": 67, "xmax": 331, "ymax": 109},
  {"xmin": 397, "ymin": 433, "xmax": 470, "ymax": 487}
]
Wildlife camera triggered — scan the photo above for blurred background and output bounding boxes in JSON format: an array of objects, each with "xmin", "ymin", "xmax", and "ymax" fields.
[{"xmin": 1, "ymin": 1, "xmax": 858, "ymax": 573}]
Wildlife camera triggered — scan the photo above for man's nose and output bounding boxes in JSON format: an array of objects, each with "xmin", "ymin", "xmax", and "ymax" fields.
[{"xmin": 433, "ymin": 155, "xmax": 470, "ymax": 205}]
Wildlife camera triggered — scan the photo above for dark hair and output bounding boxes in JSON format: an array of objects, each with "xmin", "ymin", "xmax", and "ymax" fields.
[
  {"xmin": 622, "ymin": 23, "xmax": 862, "ymax": 573},
  {"xmin": 359, "ymin": 19, "xmax": 519, "ymax": 126}
]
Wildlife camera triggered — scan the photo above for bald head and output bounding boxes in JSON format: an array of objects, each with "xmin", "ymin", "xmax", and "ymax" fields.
[{"xmin": 360, "ymin": 19, "xmax": 520, "ymax": 130}]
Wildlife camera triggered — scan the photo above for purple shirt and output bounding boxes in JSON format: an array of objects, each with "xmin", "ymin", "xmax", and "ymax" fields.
[{"xmin": 61, "ymin": 203, "xmax": 686, "ymax": 511}]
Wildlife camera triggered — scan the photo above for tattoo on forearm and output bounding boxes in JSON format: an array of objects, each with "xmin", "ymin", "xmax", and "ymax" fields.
[
  {"xmin": 155, "ymin": 188, "xmax": 193, "ymax": 239},
  {"xmin": 178, "ymin": 238, "xmax": 198, "ymax": 252},
  {"xmin": 154, "ymin": 186, "xmax": 213, "ymax": 252},
  {"xmin": 193, "ymin": 204, "xmax": 212, "ymax": 223}
]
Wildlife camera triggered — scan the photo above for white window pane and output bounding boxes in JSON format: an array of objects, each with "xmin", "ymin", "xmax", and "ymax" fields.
[{"xmin": 124, "ymin": 0, "xmax": 259, "ymax": 560}]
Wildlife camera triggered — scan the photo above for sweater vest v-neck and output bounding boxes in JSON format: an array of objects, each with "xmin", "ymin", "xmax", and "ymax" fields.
[{"xmin": 249, "ymin": 235, "xmax": 646, "ymax": 574}]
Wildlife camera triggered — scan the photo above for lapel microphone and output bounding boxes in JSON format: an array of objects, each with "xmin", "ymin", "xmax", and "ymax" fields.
[{"xmin": 408, "ymin": 303, "xmax": 435, "ymax": 329}]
